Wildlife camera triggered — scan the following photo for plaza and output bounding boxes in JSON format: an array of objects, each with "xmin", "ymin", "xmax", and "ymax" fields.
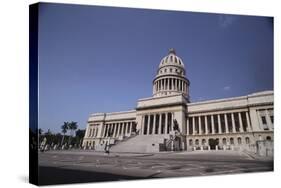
[{"xmin": 38, "ymin": 150, "xmax": 273, "ymax": 185}]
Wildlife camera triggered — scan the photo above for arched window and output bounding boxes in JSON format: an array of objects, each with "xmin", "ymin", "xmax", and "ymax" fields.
[
  {"xmin": 222, "ymin": 138, "xmax": 227, "ymax": 145},
  {"xmin": 164, "ymin": 69, "xmax": 167, "ymax": 72},
  {"xmin": 170, "ymin": 68, "xmax": 173, "ymax": 72},
  {"xmin": 170, "ymin": 56, "xmax": 173, "ymax": 61},
  {"xmin": 266, "ymin": 136, "xmax": 272, "ymax": 141},
  {"xmin": 245, "ymin": 137, "xmax": 250, "ymax": 144},
  {"xmin": 202, "ymin": 139, "xmax": 206, "ymax": 145},
  {"xmin": 215, "ymin": 138, "xmax": 219, "ymax": 145},
  {"xmin": 189, "ymin": 139, "xmax": 193, "ymax": 146},
  {"xmin": 230, "ymin": 137, "xmax": 234, "ymax": 145},
  {"xmin": 179, "ymin": 60, "xmax": 182, "ymax": 65},
  {"xmin": 195, "ymin": 139, "xmax": 199, "ymax": 145},
  {"xmin": 175, "ymin": 57, "xmax": 178, "ymax": 63},
  {"xmin": 238, "ymin": 137, "xmax": 242, "ymax": 145}
]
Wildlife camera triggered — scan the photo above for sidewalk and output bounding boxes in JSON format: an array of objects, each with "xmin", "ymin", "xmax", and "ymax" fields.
[{"xmin": 45, "ymin": 150, "xmax": 154, "ymax": 157}]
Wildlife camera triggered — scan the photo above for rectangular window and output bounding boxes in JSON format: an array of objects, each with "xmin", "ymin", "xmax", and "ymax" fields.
[
  {"xmin": 261, "ymin": 116, "xmax": 269, "ymax": 130},
  {"xmin": 261, "ymin": 116, "xmax": 267, "ymax": 124}
]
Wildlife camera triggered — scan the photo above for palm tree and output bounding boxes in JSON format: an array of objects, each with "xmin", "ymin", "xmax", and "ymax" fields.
[
  {"xmin": 60, "ymin": 122, "xmax": 69, "ymax": 146},
  {"xmin": 68, "ymin": 121, "xmax": 78, "ymax": 145}
]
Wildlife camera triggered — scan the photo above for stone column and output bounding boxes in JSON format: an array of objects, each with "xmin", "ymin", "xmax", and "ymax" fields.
[
  {"xmin": 103, "ymin": 124, "xmax": 107, "ymax": 138},
  {"xmin": 165, "ymin": 113, "xmax": 168, "ymax": 134},
  {"xmin": 186, "ymin": 117, "xmax": 189, "ymax": 135},
  {"xmin": 224, "ymin": 114, "xmax": 229, "ymax": 133},
  {"xmin": 238, "ymin": 112, "xmax": 244, "ymax": 132},
  {"xmin": 211, "ymin": 115, "xmax": 215, "ymax": 134},
  {"xmin": 141, "ymin": 116, "xmax": 145, "ymax": 135},
  {"xmin": 167, "ymin": 78, "xmax": 170, "ymax": 90},
  {"xmin": 112, "ymin": 123, "xmax": 116, "ymax": 137},
  {"xmin": 152, "ymin": 114, "xmax": 156, "ymax": 134},
  {"xmin": 246, "ymin": 112, "xmax": 251, "ymax": 131},
  {"xmin": 198, "ymin": 116, "xmax": 202, "ymax": 135},
  {"xmin": 218, "ymin": 114, "xmax": 222, "ymax": 134},
  {"xmin": 192, "ymin": 117, "xmax": 195, "ymax": 135},
  {"xmin": 147, "ymin": 115, "xmax": 151, "ymax": 135},
  {"xmin": 159, "ymin": 114, "xmax": 162, "ymax": 134},
  {"xmin": 172, "ymin": 78, "xmax": 175, "ymax": 90},
  {"xmin": 205, "ymin": 116, "xmax": 208, "ymax": 134},
  {"xmin": 231, "ymin": 113, "xmax": 236, "ymax": 133},
  {"xmin": 181, "ymin": 80, "xmax": 184, "ymax": 91},
  {"xmin": 106, "ymin": 124, "xmax": 110, "ymax": 138},
  {"xmin": 129, "ymin": 122, "xmax": 133, "ymax": 134}
]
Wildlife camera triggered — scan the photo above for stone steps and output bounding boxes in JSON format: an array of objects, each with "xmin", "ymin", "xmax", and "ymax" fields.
[{"xmin": 110, "ymin": 135, "xmax": 168, "ymax": 153}]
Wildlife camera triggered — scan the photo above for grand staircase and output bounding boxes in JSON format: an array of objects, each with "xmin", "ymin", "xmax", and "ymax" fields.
[{"xmin": 110, "ymin": 134, "xmax": 168, "ymax": 153}]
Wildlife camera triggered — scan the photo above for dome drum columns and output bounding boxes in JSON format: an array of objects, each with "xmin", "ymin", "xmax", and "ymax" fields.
[{"xmin": 152, "ymin": 49, "xmax": 190, "ymax": 100}]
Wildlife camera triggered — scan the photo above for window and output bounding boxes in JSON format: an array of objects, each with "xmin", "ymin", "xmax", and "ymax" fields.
[
  {"xmin": 261, "ymin": 116, "xmax": 267, "ymax": 124},
  {"xmin": 195, "ymin": 139, "xmax": 199, "ymax": 145},
  {"xmin": 202, "ymin": 139, "xmax": 206, "ymax": 145},
  {"xmin": 266, "ymin": 136, "xmax": 271, "ymax": 141},
  {"xmin": 230, "ymin": 138, "xmax": 234, "ymax": 145},
  {"xmin": 222, "ymin": 138, "xmax": 227, "ymax": 145},
  {"xmin": 237, "ymin": 137, "xmax": 242, "ymax": 145},
  {"xmin": 245, "ymin": 137, "xmax": 250, "ymax": 144},
  {"xmin": 189, "ymin": 139, "xmax": 193, "ymax": 146},
  {"xmin": 164, "ymin": 69, "xmax": 167, "ymax": 72},
  {"xmin": 170, "ymin": 68, "xmax": 173, "ymax": 72}
]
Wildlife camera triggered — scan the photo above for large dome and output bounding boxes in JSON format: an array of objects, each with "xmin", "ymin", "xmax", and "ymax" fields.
[
  {"xmin": 159, "ymin": 48, "xmax": 185, "ymax": 68},
  {"xmin": 152, "ymin": 48, "xmax": 190, "ymax": 100}
]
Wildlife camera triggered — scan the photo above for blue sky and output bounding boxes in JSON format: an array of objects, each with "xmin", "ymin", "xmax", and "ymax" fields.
[{"xmin": 38, "ymin": 3, "xmax": 273, "ymax": 133}]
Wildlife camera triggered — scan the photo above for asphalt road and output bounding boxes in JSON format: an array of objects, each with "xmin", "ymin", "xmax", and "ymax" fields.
[{"xmin": 38, "ymin": 150, "xmax": 273, "ymax": 185}]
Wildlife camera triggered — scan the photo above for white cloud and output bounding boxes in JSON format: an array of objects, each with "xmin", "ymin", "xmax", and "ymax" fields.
[
  {"xmin": 223, "ymin": 86, "xmax": 231, "ymax": 91},
  {"xmin": 218, "ymin": 15, "xmax": 237, "ymax": 28}
]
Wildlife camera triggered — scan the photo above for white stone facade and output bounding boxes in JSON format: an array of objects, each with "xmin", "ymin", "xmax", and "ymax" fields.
[{"xmin": 82, "ymin": 49, "xmax": 273, "ymax": 153}]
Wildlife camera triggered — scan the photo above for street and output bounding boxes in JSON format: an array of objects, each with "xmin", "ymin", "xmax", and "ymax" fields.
[{"xmin": 38, "ymin": 150, "xmax": 273, "ymax": 185}]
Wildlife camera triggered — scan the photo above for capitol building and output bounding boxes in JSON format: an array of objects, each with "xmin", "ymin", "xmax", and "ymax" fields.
[{"xmin": 82, "ymin": 49, "xmax": 274, "ymax": 153}]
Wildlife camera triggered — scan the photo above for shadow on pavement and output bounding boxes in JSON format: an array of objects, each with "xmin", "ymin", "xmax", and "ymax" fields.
[{"xmin": 38, "ymin": 166, "xmax": 147, "ymax": 185}]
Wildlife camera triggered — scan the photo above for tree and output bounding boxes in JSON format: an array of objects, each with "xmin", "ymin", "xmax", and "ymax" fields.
[
  {"xmin": 75, "ymin": 129, "xmax": 85, "ymax": 148},
  {"xmin": 68, "ymin": 121, "xmax": 78, "ymax": 145},
  {"xmin": 61, "ymin": 122, "xmax": 69, "ymax": 146}
]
